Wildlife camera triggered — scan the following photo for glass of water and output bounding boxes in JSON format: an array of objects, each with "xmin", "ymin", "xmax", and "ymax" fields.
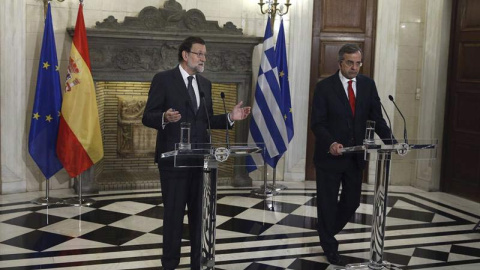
[
  {"xmin": 364, "ymin": 120, "xmax": 376, "ymax": 144},
  {"xmin": 179, "ymin": 122, "xmax": 191, "ymax": 150}
]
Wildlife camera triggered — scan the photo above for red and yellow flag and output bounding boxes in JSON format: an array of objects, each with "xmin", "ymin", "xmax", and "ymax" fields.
[{"xmin": 57, "ymin": 3, "xmax": 103, "ymax": 178}]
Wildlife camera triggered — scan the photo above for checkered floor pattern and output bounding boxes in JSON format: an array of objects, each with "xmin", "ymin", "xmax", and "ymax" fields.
[{"xmin": 1, "ymin": 185, "xmax": 480, "ymax": 269}]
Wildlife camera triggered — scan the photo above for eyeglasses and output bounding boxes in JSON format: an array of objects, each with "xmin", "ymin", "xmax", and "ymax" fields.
[
  {"xmin": 189, "ymin": 51, "xmax": 207, "ymax": 59},
  {"xmin": 342, "ymin": 60, "xmax": 363, "ymax": 68}
]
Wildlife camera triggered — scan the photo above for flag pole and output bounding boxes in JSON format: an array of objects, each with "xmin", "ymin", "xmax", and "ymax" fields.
[
  {"xmin": 64, "ymin": 171, "xmax": 95, "ymax": 206},
  {"xmin": 31, "ymin": 178, "xmax": 63, "ymax": 205},
  {"xmin": 251, "ymin": 150, "xmax": 278, "ymax": 198},
  {"xmin": 268, "ymin": 167, "xmax": 287, "ymax": 191}
]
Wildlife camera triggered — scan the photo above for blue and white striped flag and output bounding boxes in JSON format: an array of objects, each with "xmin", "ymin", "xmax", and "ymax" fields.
[{"xmin": 247, "ymin": 17, "xmax": 288, "ymax": 171}]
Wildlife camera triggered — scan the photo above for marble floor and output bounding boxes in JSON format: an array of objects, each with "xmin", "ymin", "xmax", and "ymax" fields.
[{"xmin": 1, "ymin": 182, "xmax": 480, "ymax": 270}]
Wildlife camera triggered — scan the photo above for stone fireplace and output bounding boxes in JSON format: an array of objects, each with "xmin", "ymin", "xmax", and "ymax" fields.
[{"xmin": 70, "ymin": 0, "xmax": 262, "ymax": 190}]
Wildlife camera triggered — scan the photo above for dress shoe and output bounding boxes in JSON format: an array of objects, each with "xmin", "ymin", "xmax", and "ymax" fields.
[{"xmin": 325, "ymin": 251, "xmax": 341, "ymax": 264}]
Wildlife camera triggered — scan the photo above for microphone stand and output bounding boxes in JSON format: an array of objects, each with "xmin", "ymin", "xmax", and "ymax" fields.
[
  {"xmin": 380, "ymin": 103, "xmax": 394, "ymax": 145},
  {"xmin": 389, "ymin": 95, "xmax": 408, "ymax": 144},
  {"xmin": 200, "ymin": 92, "xmax": 212, "ymax": 147},
  {"xmin": 220, "ymin": 92, "xmax": 230, "ymax": 149}
]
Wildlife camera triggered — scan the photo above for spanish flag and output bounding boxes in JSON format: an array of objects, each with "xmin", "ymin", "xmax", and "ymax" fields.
[{"xmin": 57, "ymin": 3, "xmax": 103, "ymax": 178}]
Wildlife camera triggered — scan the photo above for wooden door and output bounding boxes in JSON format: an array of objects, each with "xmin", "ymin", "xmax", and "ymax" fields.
[
  {"xmin": 306, "ymin": 0, "xmax": 377, "ymax": 180},
  {"xmin": 442, "ymin": 0, "xmax": 480, "ymax": 202}
]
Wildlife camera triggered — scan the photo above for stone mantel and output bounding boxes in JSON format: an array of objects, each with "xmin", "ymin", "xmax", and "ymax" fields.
[{"xmin": 66, "ymin": 1, "xmax": 262, "ymax": 83}]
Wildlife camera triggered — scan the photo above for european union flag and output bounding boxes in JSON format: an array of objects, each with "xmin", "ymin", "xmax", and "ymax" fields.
[
  {"xmin": 275, "ymin": 18, "xmax": 294, "ymax": 143},
  {"xmin": 28, "ymin": 3, "xmax": 63, "ymax": 179}
]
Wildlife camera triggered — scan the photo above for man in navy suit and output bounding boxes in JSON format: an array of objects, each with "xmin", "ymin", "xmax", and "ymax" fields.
[
  {"xmin": 142, "ymin": 36, "xmax": 250, "ymax": 270},
  {"xmin": 311, "ymin": 44, "xmax": 393, "ymax": 264}
]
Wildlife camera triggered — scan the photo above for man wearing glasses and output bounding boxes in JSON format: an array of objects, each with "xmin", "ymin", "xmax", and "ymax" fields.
[
  {"xmin": 142, "ymin": 36, "xmax": 250, "ymax": 270},
  {"xmin": 310, "ymin": 43, "xmax": 392, "ymax": 265}
]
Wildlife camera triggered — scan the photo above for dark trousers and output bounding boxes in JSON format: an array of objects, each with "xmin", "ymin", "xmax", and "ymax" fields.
[
  {"xmin": 315, "ymin": 159, "xmax": 362, "ymax": 253},
  {"xmin": 159, "ymin": 167, "xmax": 203, "ymax": 270}
]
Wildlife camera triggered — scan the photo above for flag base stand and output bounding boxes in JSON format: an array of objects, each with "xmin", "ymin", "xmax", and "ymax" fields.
[
  {"xmin": 64, "ymin": 197, "xmax": 95, "ymax": 207},
  {"xmin": 251, "ymin": 161, "xmax": 279, "ymax": 198},
  {"xmin": 260, "ymin": 167, "xmax": 287, "ymax": 191},
  {"xmin": 31, "ymin": 179, "xmax": 64, "ymax": 205},
  {"xmin": 262, "ymin": 183, "xmax": 287, "ymax": 191},
  {"xmin": 251, "ymin": 187, "xmax": 278, "ymax": 197},
  {"xmin": 65, "ymin": 174, "xmax": 96, "ymax": 207},
  {"xmin": 31, "ymin": 197, "xmax": 63, "ymax": 206}
]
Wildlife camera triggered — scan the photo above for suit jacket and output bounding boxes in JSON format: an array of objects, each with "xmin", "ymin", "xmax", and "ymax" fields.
[
  {"xmin": 311, "ymin": 70, "xmax": 393, "ymax": 171},
  {"xmin": 142, "ymin": 66, "xmax": 229, "ymax": 168}
]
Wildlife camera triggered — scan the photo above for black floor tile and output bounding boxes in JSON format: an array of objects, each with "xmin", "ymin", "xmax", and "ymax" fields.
[
  {"xmin": 79, "ymin": 226, "xmax": 145, "ymax": 246},
  {"xmin": 388, "ymin": 208, "xmax": 435, "ymax": 223},
  {"xmin": 244, "ymin": 262, "xmax": 285, "ymax": 270},
  {"xmin": 360, "ymin": 194, "xmax": 399, "ymax": 207},
  {"xmin": 277, "ymin": 214, "xmax": 317, "ymax": 230},
  {"xmin": 411, "ymin": 247, "xmax": 449, "ymax": 262},
  {"xmin": 288, "ymin": 258, "xmax": 329, "ymax": 270},
  {"xmin": 303, "ymin": 196, "xmax": 317, "ymax": 207},
  {"xmin": 3, "ymin": 212, "xmax": 65, "ymax": 229},
  {"xmin": 217, "ymin": 218, "xmax": 273, "ymax": 235},
  {"xmin": 451, "ymin": 244, "xmax": 480, "ymax": 257},
  {"xmin": 216, "ymin": 203, "xmax": 249, "ymax": 217},
  {"xmin": 252, "ymin": 200, "xmax": 302, "ymax": 214},
  {"xmin": 384, "ymin": 251, "xmax": 414, "ymax": 265},
  {"xmin": 1, "ymin": 230, "xmax": 72, "ymax": 251},
  {"xmin": 136, "ymin": 205, "xmax": 165, "ymax": 220},
  {"xmin": 73, "ymin": 209, "xmax": 130, "ymax": 225}
]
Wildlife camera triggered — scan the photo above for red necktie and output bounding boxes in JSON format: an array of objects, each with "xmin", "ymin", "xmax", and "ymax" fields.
[{"xmin": 348, "ymin": 80, "xmax": 355, "ymax": 116}]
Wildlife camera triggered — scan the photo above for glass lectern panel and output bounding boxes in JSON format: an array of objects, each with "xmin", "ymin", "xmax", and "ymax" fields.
[
  {"xmin": 160, "ymin": 143, "xmax": 265, "ymax": 168},
  {"xmin": 340, "ymin": 139, "xmax": 438, "ymax": 161}
]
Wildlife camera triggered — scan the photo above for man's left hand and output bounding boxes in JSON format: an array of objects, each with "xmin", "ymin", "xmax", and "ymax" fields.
[{"xmin": 230, "ymin": 101, "xmax": 251, "ymax": 121}]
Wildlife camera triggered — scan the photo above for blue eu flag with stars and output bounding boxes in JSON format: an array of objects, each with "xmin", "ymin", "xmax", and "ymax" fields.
[{"xmin": 28, "ymin": 3, "xmax": 63, "ymax": 179}]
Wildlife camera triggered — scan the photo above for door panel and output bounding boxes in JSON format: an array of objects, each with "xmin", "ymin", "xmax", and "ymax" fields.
[{"xmin": 442, "ymin": 0, "xmax": 480, "ymax": 202}]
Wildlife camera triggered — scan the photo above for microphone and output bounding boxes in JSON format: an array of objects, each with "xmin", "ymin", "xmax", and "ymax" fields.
[
  {"xmin": 388, "ymin": 95, "xmax": 408, "ymax": 144},
  {"xmin": 199, "ymin": 92, "xmax": 212, "ymax": 145},
  {"xmin": 220, "ymin": 92, "xmax": 230, "ymax": 149},
  {"xmin": 380, "ymin": 102, "xmax": 394, "ymax": 145}
]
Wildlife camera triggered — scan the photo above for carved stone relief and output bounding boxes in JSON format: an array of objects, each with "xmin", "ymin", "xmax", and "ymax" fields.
[
  {"xmin": 117, "ymin": 96, "xmax": 156, "ymax": 158},
  {"xmin": 96, "ymin": 0, "xmax": 243, "ymax": 35}
]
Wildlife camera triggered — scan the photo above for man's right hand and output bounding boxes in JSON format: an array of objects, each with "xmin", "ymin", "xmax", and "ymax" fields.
[
  {"xmin": 329, "ymin": 142, "xmax": 344, "ymax": 156},
  {"xmin": 164, "ymin": 108, "xmax": 181, "ymax": 123}
]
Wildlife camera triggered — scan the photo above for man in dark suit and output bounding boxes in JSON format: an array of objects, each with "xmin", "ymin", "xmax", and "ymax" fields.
[
  {"xmin": 142, "ymin": 36, "xmax": 250, "ymax": 270},
  {"xmin": 310, "ymin": 44, "xmax": 393, "ymax": 264}
]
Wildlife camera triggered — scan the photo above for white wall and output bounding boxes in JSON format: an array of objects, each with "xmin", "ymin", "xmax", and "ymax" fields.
[
  {"xmin": 0, "ymin": 0, "xmax": 451, "ymax": 193},
  {"xmin": 1, "ymin": 0, "xmax": 302, "ymax": 193},
  {"xmin": 1, "ymin": 0, "xmax": 28, "ymax": 193}
]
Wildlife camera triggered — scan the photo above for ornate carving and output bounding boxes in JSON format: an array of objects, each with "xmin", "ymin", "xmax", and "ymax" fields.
[
  {"xmin": 113, "ymin": 48, "xmax": 142, "ymax": 70},
  {"xmin": 95, "ymin": 0, "xmax": 243, "ymax": 35},
  {"xmin": 96, "ymin": 16, "xmax": 120, "ymax": 28},
  {"xmin": 119, "ymin": 97, "xmax": 146, "ymax": 121},
  {"xmin": 117, "ymin": 96, "xmax": 156, "ymax": 157},
  {"xmin": 90, "ymin": 43, "xmax": 251, "ymax": 73}
]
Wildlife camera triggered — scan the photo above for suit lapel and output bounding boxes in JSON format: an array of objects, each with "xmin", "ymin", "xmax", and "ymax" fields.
[{"xmin": 354, "ymin": 75, "xmax": 366, "ymax": 118}]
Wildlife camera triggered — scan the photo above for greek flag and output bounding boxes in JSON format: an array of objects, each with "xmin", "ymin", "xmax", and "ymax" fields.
[{"xmin": 247, "ymin": 16, "xmax": 288, "ymax": 171}]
